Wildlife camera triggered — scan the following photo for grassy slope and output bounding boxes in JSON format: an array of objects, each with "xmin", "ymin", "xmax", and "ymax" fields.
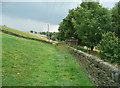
[
  {"xmin": 0, "ymin": 32, "xmax": 1, "ymax": 87},
  {"xmin": 2, "ymin": 32, "xmax": 94, "ymax": 86},
  {"xmin": 0, "ymin": 26, "xmax": 44, "ymax": 40}
]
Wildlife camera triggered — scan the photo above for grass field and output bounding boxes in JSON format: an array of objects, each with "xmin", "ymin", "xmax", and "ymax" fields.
[
  {"xmin": 0, "ymin": 32, "xmax": 2, "ymax": 87},
  {"xmin": 0, "ymin": 25, "xmax": 44, "ymax": 40},
  {"xmin": 1, "ymin": 32, "xmax": 94, "ymax": 86}
]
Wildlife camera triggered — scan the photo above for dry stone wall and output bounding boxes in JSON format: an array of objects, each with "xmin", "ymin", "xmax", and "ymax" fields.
[{"xmin": 68, "ymin": 47, "xmax": 120, "ymax": 86}]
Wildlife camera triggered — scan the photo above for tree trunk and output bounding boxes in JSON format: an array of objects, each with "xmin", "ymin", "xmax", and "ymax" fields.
[{"xmin": 91, "ymin": 46, "xmax": 94, "ymax": 51}]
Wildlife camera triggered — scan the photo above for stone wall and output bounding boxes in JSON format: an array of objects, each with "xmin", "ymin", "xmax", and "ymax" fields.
[{"xmin": 68, "ymin": 47, "xmax": 120, "ymax": 86}]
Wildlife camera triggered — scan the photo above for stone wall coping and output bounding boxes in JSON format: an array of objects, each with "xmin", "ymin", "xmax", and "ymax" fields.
[
  {"xmin": 68, "ymin": 46, "xmax": 120, "ymax": 72},
  {"xmin": 68, "ymin": 46, "xmax": 120, "ymax": 86}
]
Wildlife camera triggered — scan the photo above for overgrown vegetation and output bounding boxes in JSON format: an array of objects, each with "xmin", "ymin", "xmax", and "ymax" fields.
[
  {"xmin": 70, "ymin": 44, "xmax": 101, "ymax": 58},
  {"xmin": 111, "ymin": 1, "xmax": 120, "ymax": 37},
  {"xmin": 2, "ymin": 32, "xmax": 94, "ymax": 86},
  {"xmin": 98, "ymin": 32, "xmax": 120, "ymax": 63},
  {"xmin": 30, "ymin": 31, "xmax": 59, "ymax": 41},
  {"xmin": 58, "ymin": 2, "xmax": 112, "ymax": 50},
  {"xmin": 58, "ymin": 1, "xmax": 120, "ymax": 63}
]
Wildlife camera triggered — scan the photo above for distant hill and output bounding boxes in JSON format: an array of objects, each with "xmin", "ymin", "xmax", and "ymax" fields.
[
  {"xmin": 0, "ymin": 25, "xmax": 45, "ymax": 40},
  {"xmin": 0, "ymin": 25, "xmax": 57, "ymax": 44}
]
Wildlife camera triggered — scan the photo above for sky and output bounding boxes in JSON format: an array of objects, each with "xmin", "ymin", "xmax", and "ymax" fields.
[{"xmin": 1, "ymin": 0, "xmax": 120, "ymax": 32}]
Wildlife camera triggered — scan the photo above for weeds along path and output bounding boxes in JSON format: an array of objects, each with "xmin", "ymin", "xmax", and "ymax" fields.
[{"xmin": 2, "ymin": 32, "xmax": 94, "ymax": 86}]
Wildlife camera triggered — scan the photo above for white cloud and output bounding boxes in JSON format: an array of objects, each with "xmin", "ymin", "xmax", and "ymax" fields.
[
  {"xmin": 49, "ymin": 24, "xmax": 59, "ymax": 32},
  {"xmin": 2, "ymin": 15, "xmax": 59, "ymax": 32},
  {"xmin": 0, "ymin": 2, "xmax": 2, "ymax": 25},
  {"xmin": 100, "ymin": 0, "xmax": 119, "ymax": 2},
  {"xmin": 0, "ymin": 15, "xmax": 2, "ymax": 25},
  {"xmin": 2, "ymin": 0, "xmax": 119, "ymax": 2},
  {"xmin": 2, "ymin": 0, "xmax": 82, "ymax": 2}
]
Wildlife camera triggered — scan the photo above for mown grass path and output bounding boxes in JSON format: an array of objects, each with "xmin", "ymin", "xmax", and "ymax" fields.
[{"xmin": 2, "ymin": 32, "xmax": 94, "ymax": 86}]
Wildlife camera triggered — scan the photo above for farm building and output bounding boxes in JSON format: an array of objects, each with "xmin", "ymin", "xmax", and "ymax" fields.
[{"xmin": 65, "ymin": 37, "xmax": 78, "ymax": 45}]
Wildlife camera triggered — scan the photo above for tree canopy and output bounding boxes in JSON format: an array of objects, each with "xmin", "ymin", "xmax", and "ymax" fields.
[
  {"xmin": 58, "ymin": 2, "xmax": 111, "ymax": 50},
  {"xmin": 111, "ymin": 1, "xmax": 120, "ymax": 37}
]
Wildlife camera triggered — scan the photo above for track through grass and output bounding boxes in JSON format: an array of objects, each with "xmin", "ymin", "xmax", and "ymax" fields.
[{"xmin": 2, "ymin": 32, "xmax": 94, "ymax": 86}]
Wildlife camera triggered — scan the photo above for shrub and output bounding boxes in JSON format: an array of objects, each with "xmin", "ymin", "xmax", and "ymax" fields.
[
  {"xmin": 30, "ymin": 30, "xmax": 33, "ymax": 33},
  {"xmin": 98, "ymin": 32, "xmax": 120, "ymax": 63},
  {"xmin": 34, "ymin": 32, "xmax": 37, "ymax": 34}
]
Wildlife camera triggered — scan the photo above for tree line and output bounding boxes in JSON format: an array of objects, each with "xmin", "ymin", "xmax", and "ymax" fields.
[
  {"xmin": 58, "ymin": 2, "xmax": 120, "ymax": 63},
  {"xmin": 30, "ymin": 30, "xmax": 58, "ymax": 41}
]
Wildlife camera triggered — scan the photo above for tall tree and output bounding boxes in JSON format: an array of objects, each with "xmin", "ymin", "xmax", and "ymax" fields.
[
  {"xmin": 58, "ymin": 9, "xmax": 76, "ymax": 40},
  {"xmin": 58, "ymin": 2, "xmax": 111, "ymax": 50},
  {"xmin": 73, "ymin": 2, "xmax": 111, "ymax": 50},
  {"xmin": 111, "ymin": 1, "xmax": 120, "ymax": 37}
]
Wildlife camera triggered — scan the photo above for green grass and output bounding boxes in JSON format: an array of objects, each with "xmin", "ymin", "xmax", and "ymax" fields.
[
  {"xmin": 2, "ymin": 32, "xmax": 94, "ymax": 86},
  {"xmin": 0, "ymin": 32, "xmax": 2, "ymax": 87},
  {"xmin": 0, "ymin": 25, "xmax": 44, "ymax": 40}
]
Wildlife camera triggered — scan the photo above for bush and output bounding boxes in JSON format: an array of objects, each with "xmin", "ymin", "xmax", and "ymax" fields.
[
  {"xmin": 30, "ymin": 30, "xmax": 33, "ymax": 33},
  {"xmin": 98, "ymin": 32, "xmax": 120, "ymax": 63},
  {"xmin": 34, "ymin": 32, "xmax": 37, "ymax": 34}
]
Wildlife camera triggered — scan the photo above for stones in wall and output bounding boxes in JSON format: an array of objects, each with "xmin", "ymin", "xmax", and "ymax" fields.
[{"xmin": 68, "ymin": 46, "xmax": 120, "ymax": 86}]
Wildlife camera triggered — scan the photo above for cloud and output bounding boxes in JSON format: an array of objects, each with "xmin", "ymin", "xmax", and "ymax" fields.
[
  {"xmin": 2, "ymin": 0, "xmax": 82, "ymax": 2},
  {"xmin": 2, "ymin": 0, "xmax": 119, "ymax": 2},
  {"xmin": 0, "ymin": 2, "xmax": 2, "ymax": 25},
  {"xmin": 2, "ymin": 15, "xmax": 59, "ymax": 32},
  {"xmin": 1, "ymin": 2, "xmax": 79, "ymax": 32},
  {"xmin": 1, "ymin": 1, "xmax": 118, "ymax": 32},
  {"xmin": 2, "ymin": 2, "xmax": 79, "ymax": 24}
]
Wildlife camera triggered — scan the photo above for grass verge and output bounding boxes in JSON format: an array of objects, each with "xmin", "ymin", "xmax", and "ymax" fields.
[{"xmin": 2, "ymin": 32, "xmax": 94, "ymax": 86}]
